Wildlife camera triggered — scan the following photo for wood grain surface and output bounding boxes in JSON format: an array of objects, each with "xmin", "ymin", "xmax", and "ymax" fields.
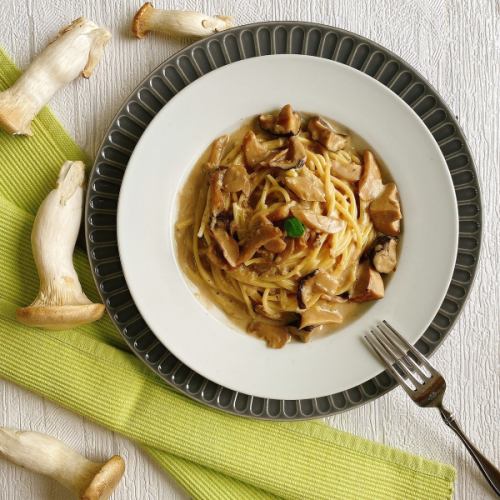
[{"xmin": 0, "ymin": 0, "xmax": 498, "ymax": 499}]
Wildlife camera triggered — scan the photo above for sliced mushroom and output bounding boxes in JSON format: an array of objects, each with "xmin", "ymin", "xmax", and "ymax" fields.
[
  {"xmin": 254, "ymin": 305, "xmax": 283, "ymax": 321},
  {"xmin": 320, "ymin": 293, "xmax": 348, "ymax": 303},
  {"xmin": 288, "ymin": 325, "xmax": 315, "ymax": 343},
  {"xmin": 206, "ymin": 242, "xmax": 232, "ymax": 271},
  {"xmin": 259, "ymin": 104, "xmax": 301, "ymax": 136},
  {"xmin": 359, "ymin": 151, "xmax": 384, "ymax": 202},
  {"xmin": 223, "ymin": 165, "xmax": 250, "ymax": 196},
  {"xmin": 238, "ymin": 224, "xmax": 282, "ymax": 264},
  {"xmin": 369, "ymin": 183, "xmax": 402, "ymax": 236},
  {"xmin": 206, "ymin": 135, "xmax": 228, "ymax": 170},
  {"xmin": 307, "ymin": 117, "xmax": 348, "ymax": 152},
  {"xmin": 300, "ymin": 302, "xmax": 343, "ymax": 329},
  {"xmin": 242, "ymin": 131, "xmax": 268, "ymax": 167},
  {"xmin": 284, "ymin": 167, "xmax": 325, "ymax": 202},
  {"xmin": 267, "ymin": 136, "xmax": 307, "ymax": 170},
  {"xmin": 264, "ymin": 237, "xmax": 287, "ymax": 253},
  {"xmin": 313, "ymin": 270, "xmax": 339, "ymax": 294},
  {"xmin": 248, "ymin": 320, "xmax": 291, "ymax": 348},
  {"xmin": 209, "ymin": 168, "xmax": 229, "ymax": 216},
  {"xmin": 291, "ymin": 207, "xmax": 344, "ymax": 234},
  {"xmin": 371, "ymin": 236, "xmax": 398, "ymax": 273},
  {"xmin": 350, "ymin": 261, "xmax": 385, "ymax": 302},
  {"xmin": 267, "ymin": 204, "xmax": 290, "ymax": 222},
  {"xmin": 297, "ymin": 270, "xmax": 319, "ymax": 309},
  {"xmin": 212, "ymin": 228, "xmax": 239, "ymax": 267},
  {"xmin": 331, "ymin": 159, "xmax": 361, "ymax": 182}
]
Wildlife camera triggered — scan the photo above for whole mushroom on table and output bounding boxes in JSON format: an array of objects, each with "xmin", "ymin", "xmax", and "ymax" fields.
[
  {"xmin": 0, "ymin": 427, "xmax": 125, "ymax": 500},
  {"xmin": 0, "ymin": 17, "xmax": 111, "ymax": 136},
  {"xmin": 16, "ymin": 161, "xmax": 106, "ymax": 329}
]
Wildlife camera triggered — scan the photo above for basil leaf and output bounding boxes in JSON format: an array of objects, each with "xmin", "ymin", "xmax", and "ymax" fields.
[{"xmin": 284, "ymin": 217, "xmax": 305, "ymax": 238}]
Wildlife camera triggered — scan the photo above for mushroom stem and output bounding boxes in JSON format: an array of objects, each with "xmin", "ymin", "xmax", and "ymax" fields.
[
  {"xmin": 16, "ymin": 161, "xmax": 105, "ymax": 329},
  {"xmin": 132, "ymin": 3, "xmax": 233, "ymax": 39},
  {"xmin": 0, "ymin": 18, "xmax": 111, "ymax": 135},
  {"xmin": 0, "ymin": 427, "xmax": 125, "ymax": 499}
]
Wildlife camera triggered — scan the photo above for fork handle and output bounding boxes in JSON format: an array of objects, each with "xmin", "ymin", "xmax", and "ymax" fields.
[{"xmin": 439, "ymin": 406, "xmax": 500, "ymax": 496}]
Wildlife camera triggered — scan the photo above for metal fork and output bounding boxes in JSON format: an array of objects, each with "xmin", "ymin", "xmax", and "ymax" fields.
[{"xmin": 365, "ymin": 321, "xmax": 500, "ymax": 496}]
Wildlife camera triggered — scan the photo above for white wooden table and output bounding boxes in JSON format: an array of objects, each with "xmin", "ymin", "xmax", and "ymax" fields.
[{"xmin": 1, "ymin": 1, "xmax": 498, "ymax": 498}]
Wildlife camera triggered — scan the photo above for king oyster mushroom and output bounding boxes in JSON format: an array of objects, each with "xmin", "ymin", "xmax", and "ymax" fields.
[
  {"xmin": 238, "ymin": 220, "xmax": 282, "ymax": 264},
  {"xmin": 307, "ymin": 117, "xmax": 348, "ymax": 152},
  {"xmin": 212, "ymin": 227, "xmax": 239, "ymax": 267},
  {"xmin": 267, "ymin": 136, "xmax": 307, "ymax": 170},
  {"xmin": 284, "ymin": 167, "xmax": 325, "ymax": 202},
  {"xmin": 205, "ymin": 135, "xmax": 228, "ymax": 170},
  {"xmin": 132, "ymin": 3, "xmax": 233, "ymax": 39},
  {"xmin": 288, "ymin": 325, "xmax": 315, "ymax": 343},
  {"xmin": 248, "ymin": 320, "xmax": 291, "ymax": 348},
  {"xmin": 0, "ymin": 427, "xmax": 125, "ymax": 500},
  {"xmin": 242, "ymin": 131, "xmax": 269, "ymax": 167},
  {"xmin": 331, "ymin": 159, "xmax": 362, "ymax": 182},
  {"xmin": 206, "ymin": 241, "xmax": 233, "ymax": 271},
  {"xmin": 359, "ymin": 150, "xmax": 384, "ymax": 202},
  {"xmin": 313, "ymin": 270, "xmax": 339, "ymax": 294},
  {"xmin": 209, "ymin": 168, "xmax": 230, "ymax": 217},
  {"xmin": 300, "ymin": 302, "xmax": 343, "ymax": 329},
  {"xmin": 350, "ymin": 261, "xmax": 385, "ymax": 302},
  {"xmin": 297, "ymin": 269, "xmax": 343, "ymax": 309},
  {"xmin": 370, "ymin": 236, "xmax": 398, "ymax": 274},
  {"xmin": 223, "ymin": 164, "xmax": 250, "ymax": 195},
  {"xmin": 0, "ymin": 18, "xmax": 111, "ymax": 136},
  {"xmin": 297, "ymin": 270, "xmax": 319, "ymax": 309},
  {"xmin": 291, "ymin": 207, "xmax": 344, "ymax": 234},
  {"xmin": 16, "ymin": 161, "xmax": 105, "ymax": 329},
  {"xmin": 259, "ymin": 104, "xmax": 301, "ymax": 136},
  {"xmin": 369, "ymin": 183, "xmax": 402, "ymax": 236}
]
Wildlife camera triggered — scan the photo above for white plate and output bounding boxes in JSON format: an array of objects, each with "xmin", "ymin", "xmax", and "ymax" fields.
[{"xmin": 117, "ymin": 55, "xmax": 458, "ymax": 400}]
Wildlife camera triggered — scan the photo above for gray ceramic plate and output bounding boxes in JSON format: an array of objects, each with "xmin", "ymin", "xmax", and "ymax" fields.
[{"xmin": 86, "ymin": 22, "xmax": 481, "ymax": 420}]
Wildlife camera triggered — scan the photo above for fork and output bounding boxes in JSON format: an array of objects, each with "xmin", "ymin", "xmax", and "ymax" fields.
[{"xmin": 365, "ymin": 320, "xmax": 500, "ymax": 496}]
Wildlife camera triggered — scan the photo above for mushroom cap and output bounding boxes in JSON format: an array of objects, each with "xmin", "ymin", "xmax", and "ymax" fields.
[
  {"xmin": 81, "ymin": 455, "xmax": 125, "ymax": 500},
  {"xmin": 16, "ymin": 304, "xmax": 105, "ymax": 330},
  {"xmin": 131, "ymin": 2, "xmax": 154, "ymax": 39}
]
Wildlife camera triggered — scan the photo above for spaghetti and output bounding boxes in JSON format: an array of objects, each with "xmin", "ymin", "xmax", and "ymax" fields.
[{"xmin": 176, "ymin": 105, "xmax": 402, "ymax": 348}]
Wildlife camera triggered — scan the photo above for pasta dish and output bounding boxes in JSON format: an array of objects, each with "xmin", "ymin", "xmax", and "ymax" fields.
[{"xmin": 176, "ymin": 105, "xmax": 402, "ymax": 348}]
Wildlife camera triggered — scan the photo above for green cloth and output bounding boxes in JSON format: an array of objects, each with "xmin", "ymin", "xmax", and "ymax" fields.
[{"xmin": 0, "ymin": 48, "xmax": 456, "ymax": 500}]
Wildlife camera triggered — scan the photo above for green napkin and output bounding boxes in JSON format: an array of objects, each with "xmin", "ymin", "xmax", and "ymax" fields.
[{"xmin": 0, "ymin": 48, "xmax": 456, "ymax": 500}]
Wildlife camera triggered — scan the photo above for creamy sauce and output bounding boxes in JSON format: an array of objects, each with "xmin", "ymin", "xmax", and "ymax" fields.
[{"xmin": 175, "ymin": 111, "xmax": 401, "ymax": 343}]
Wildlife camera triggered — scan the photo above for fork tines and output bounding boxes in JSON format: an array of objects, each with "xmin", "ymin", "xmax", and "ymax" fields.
[{"xmin": 365, "ymin": 321, "xmax": 437, "ymax": 391}]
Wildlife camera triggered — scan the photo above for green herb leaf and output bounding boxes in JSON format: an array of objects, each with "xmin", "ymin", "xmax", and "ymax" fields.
[{"xmin": 284, "ymin": 217, "xmax": 305, "ymax": 238}]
